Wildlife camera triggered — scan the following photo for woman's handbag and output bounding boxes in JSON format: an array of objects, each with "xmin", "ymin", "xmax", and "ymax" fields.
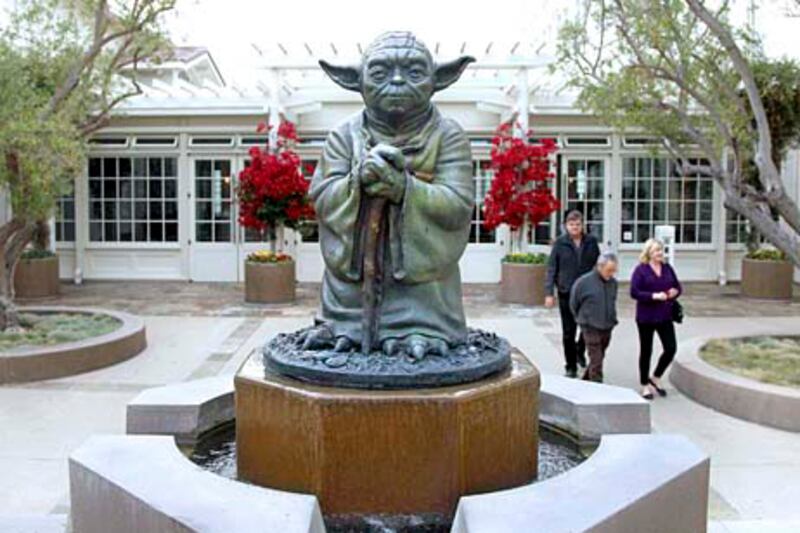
[{"xmin": 672, "ymin": 299, "xmax": 684, "ymax": 324}]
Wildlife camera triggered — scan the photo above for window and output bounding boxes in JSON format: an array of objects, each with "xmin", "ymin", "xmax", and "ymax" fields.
[
  {"xmin": 622, "ymin": 137, "xmax": 660, "ymax": 147},
  {"xmin": 564, "ymin": 136, "xmax": 611, "ymax": 147},
  {"xmin": 88, "ymin": 156, "xmax": 178, "ymax": 243},
  {"xmin": 298, "ymin": 137, "xmax": 327, "ymax": 146},
  {"xmin": 471, "ymin": 160, "xmax": 496, "ymax": 243},
  {"xmin": 564, "ymin": 158, "xmax": 606, "ymax": 240},
  {"xmin": 237, "ymin": 158, "xmax": 272, "ymax": 244},
  {"xmin": 88, "ymin": 137, "xmax": 129, "ymax": 148},
  {"xmin": 239, "ymin": 136, "xmax": 269, "ymax": 146},
  {"xmin": 55, "ymin": 185, "xmax": 75, "ymax": 243},
  {"xmin": 194, "ymin": 159, "xmax": 233, "ymax": 243},
  {"xmin": 726, "ymin": 210, "xmax": 750, "ymax": 244},
  {"xmin": 621, "ymin": 157, "xmax": 714, "ymax": 244},
  {"xmin": 525, "ymin": 154, "xmax": 561, "ymax": 245},
  {"xmin": 133, "ymin": 137, "xmax": 178, "ymax": 148},
  {"xmin": 189, "ymin": 137, "xmax": 234, "ymax": 147}
]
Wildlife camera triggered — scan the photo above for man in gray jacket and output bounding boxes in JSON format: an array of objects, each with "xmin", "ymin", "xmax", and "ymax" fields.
[{"xmin": 569, "ymin": 252, "xmax": 619, "ymax": 382}]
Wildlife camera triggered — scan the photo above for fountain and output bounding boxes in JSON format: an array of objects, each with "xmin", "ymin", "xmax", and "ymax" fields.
[
  {"xmin": 66, "ymin": 30, "xmax": 711, "ymax": 533},
  {"xmin": 234, "ymin": 31, "xmax": 540, "ymax": 525}
]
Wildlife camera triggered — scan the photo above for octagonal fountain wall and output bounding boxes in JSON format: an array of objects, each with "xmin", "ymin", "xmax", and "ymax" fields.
[{"xmin": 68, "ymin": 359, "xmax": 710, "ymax": 533}]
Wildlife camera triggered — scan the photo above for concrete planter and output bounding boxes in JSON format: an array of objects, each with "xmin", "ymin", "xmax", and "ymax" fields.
[
  {"xmin": 14, "ymin": 255, "xmax": 59, "ymax": 299},
  {"xmin": 499, "ymin": 262, "xmax": 547, "ymax": 306},
  {"xmin": 671, "ymin": 335, "xmax": 800, "ymax": 433},
  {"xmin": 0, "ymin": 306, "xmax": 146, "ymax": 384},
  {"xmin": 244, "ymin": 260, "xmax": 295, "ymax": 303},
  {"xmin": 741, "ymin": 257, "xmax": 794, "ymax": 299}
]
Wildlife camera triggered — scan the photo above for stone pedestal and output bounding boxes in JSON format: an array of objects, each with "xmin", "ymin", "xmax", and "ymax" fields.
[{"xmin": 235, "ymin": 351, "xmax": 539, "ymax": 520}]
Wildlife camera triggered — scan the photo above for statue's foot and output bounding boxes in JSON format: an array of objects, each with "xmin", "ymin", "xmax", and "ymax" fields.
[
  {"xmin": 333, "ymin": 336, "xmax": 353, "ymax": 352},
  {"xmin": 300, "ymin": 324, "xmax": 335, "ymax": 350},
  {"xmin": 381, "ymin": 334, "xmax": 449, "ymax": 361}
]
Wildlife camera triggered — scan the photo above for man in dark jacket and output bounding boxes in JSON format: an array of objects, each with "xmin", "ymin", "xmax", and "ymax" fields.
[
  {"xmin": 545, "ymin": 211, "xmax": 601, "ymax": 377},
  {"xmin": 569, "ymin": 252, "xmax": 619, "ymax": 383}
]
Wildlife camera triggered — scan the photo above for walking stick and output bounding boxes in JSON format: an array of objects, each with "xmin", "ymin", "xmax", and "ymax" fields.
[{"xmin": 361, "ymin": 195, "xmax": 387, "ymax": 355}]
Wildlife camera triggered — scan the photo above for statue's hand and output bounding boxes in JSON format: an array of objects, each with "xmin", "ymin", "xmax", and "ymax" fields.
[
  {"xmin": 362, "ymin": 147, "xmax": 407, "ymax": 203},
  {"xmin": 369, "ymin": 144, "xmax": 405, "ymax": 170}
]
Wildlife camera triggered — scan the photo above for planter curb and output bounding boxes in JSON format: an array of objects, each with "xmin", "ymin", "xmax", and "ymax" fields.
[{"xmin": 0, "ymin": 306, "xmax": 146, "ymax": 383}]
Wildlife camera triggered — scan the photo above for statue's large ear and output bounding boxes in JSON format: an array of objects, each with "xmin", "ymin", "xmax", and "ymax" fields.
[
  {"xmin": 434, "ymin": 55, "xmax": 475, "ymax": 92},
  {"xmin": 319, "ymin": 60, "xmax": 361, "ymax": 92}
]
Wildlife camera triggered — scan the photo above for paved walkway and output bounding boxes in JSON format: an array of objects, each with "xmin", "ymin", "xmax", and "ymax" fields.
[
  {"xmin": 2, "ymin": 281, "xmax": 800, "ymax": 531},
  {"xmin": 26, "ymin": 279, "xmax": 800, "ymax": 318}
]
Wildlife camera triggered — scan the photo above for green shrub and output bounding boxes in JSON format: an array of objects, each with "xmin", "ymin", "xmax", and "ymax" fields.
[
  {"xmin": 21, "ymin": 249, "xmax": 56, "ymax": 260},
  {"xmin": 0, "ymin": 312, "xmax": 120, "ymax": 351},
  {"xmin": 701, "ymin": 336, "xmax": 800, "ymax": 388},
  {"xmin": 745, "ymin": 248, "xmax": 787, "ymax": 261},
  {"xmin": 502, "ymin": 252, "xmax": 548, "ymax": 265}
]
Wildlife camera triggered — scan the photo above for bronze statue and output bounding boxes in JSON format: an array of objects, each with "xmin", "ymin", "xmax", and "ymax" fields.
[{"xmin": 264, "ymin": 32, "xmax": 510, "ymax": 388}]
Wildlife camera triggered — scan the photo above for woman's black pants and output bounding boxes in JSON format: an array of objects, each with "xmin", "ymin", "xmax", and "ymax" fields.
[{"xmin": 636, "ymin": 320, "xmax": 677, "ymax": 386}]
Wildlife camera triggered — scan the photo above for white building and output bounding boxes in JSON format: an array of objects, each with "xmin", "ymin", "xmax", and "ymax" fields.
[{"xmin": 53, "ymin": 44, "xmax": 800, "ymax": 284}]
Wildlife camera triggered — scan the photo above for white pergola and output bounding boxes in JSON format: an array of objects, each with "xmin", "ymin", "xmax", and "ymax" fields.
[{"xmin": 119, "ymin": 39, "xmax": 578, "ymax": 127}]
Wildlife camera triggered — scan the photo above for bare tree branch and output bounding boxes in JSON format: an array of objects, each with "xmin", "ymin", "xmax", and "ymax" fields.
[{"xmin": 685, "ymin": 0, "xmax": 800, "ymax": 236}]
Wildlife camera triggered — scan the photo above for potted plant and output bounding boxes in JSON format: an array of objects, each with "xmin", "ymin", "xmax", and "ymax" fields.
[
  {"xmin": 238, "ymin": 120, "xmax": 314, "ymax": 304},
  {"xmin": 244, "ymin": 250, "xmax": 296, "ymax": 303},
  {"xmin": 499, "ymin": 252, "xmax": 549, "ymax": 305},
  {"xmin": 483, "ymin": 123, "xmax": 560, "ymax": 305},
  {"xmin": 741, "ymin": 248, "xmax": 794, "ymax": 299},
  {"xmin": 14, "ymin": 221, "xmax": 59, "ymax": 299}
]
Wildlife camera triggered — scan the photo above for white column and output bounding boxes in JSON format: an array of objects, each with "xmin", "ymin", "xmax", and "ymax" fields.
[
  {"xmin": 265, "ymin": 67, "xmax": 296, "ymax": 257},
  {"xmin": 74, "ymin": 164, "xmax": 89, "ymax": 284},
  {"xmin": 515, "ymin": 68, "xmax": 530, "ymax": 250},
  {"xmin": 178, "ymin": 133, "xmax": 191, "ymax": 280},
  {"xmin": 716, "ymin": 148, "xmax": 729, "ymax": 285},
  {"xmin": 515, "ymin": 68, "xmax": 530, "ymax": 135},
  {"xmin": 267, "ymin": 68, "xmax": 282, "ymax": 145}
]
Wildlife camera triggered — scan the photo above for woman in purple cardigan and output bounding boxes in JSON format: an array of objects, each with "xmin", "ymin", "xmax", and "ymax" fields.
[{"xmin": 630, "ymin": 239, "xmax": 682, "ymax": 400}]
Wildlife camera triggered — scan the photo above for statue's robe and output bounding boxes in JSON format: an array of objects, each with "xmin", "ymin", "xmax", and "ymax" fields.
[{"xmin": 310, "ymin": 107, "xmax": 474, "ymax": 345}]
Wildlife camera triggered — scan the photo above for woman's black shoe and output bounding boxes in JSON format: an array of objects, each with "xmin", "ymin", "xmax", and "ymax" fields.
[
  {"xmin": 565, "ymin": 367, "xmax": 578, "ymax": 379},
  {"xmin": 649, "ymin": 378, "xmax": 667, "ymax": 397},
  {"xmin": 642, "ymin": 391, "xmax": 654, "ymax": 400}
]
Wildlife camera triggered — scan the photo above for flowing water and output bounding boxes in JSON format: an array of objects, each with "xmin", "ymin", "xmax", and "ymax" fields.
[{"xmin": 190, "ymin": 422, "xmax": 588, "ymax": 532}]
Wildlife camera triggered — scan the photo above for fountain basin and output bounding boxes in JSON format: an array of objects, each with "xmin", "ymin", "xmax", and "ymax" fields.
[
  {"xmin": 236, "ymin": 350, "xmax": 539, "ymax": 520},
  {"xmin": 70, "ymin": 357, "xmax": 711, "ymax": 533}
]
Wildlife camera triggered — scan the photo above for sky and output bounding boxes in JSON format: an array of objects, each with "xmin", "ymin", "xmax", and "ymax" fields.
[
  {"xmin": 161, "ymin": 0, "xmax": 799, "ymax": 77},
  {"xmin": 0, "ymin": 0, "xmax": 798, "ymax": 81}
]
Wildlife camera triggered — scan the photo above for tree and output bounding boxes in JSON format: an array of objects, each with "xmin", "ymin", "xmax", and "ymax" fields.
[
  {"xmin": 556, "ymin": 0, "xmax": 800, "ymax": 265},
  {"xmin": 483, "ymin": 123, "xmax": 560, "ymax": 254},
  {"xmin": 237, "ymin": 120, "xmax": 315, "ymax": 253},
  {"xmin": 0, "ymin": 0, "xmax": 174, "ymax": 329}
]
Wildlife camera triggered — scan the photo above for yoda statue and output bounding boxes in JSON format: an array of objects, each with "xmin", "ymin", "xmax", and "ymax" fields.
[{"xmin": 264, "ymin": 32, "xmax": 510, "ymax": 388}]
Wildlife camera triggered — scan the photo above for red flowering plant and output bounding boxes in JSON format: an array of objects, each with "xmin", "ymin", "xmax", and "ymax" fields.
[
  {"xmin": 482, "ymin": 122, "xmax": 560, "ymax": 256},
  {"xmin": 237, "ymin": 120, "xmax": 315, "ymax": 257}
]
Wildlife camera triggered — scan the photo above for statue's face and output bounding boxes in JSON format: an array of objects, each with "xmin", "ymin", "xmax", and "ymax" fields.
[{"xmin": 361, "ymin": 46, "xmax": 434, "ymax": 119}]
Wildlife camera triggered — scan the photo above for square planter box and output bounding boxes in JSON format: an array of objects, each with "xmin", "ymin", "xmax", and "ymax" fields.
[
  {"xmin": 14, "ymin": 255, "xmax": 60, "ymax": 299},
  {"xmin": 741, "ymin": 258, "xmax": 794, "ymax": 299},
  {"xmin": 499, "ymin": 262, "xmax": 547, "ymax": 306},
  {"xmin": 244, "ymin": 260, "xmax": 296, "ymax": 303}
]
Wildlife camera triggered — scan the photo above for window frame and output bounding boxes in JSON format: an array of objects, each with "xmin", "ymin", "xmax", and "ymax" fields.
[
  {"xmin": 85, "ymin": 153, "xmax": 181, "ymax": 249},
  {"xmin": 617, "ymin": 152, "xmax": 717, "ymax": 251}
]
